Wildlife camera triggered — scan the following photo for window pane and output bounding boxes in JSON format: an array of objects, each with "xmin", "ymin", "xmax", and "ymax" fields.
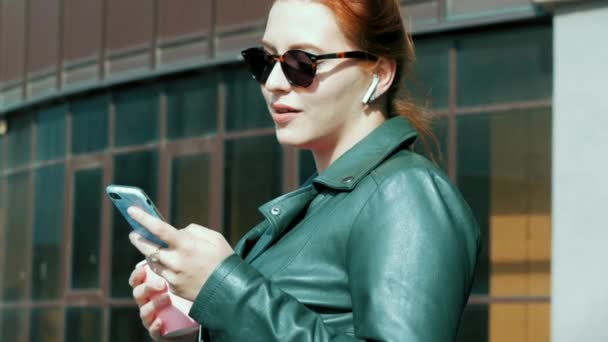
[
  {"xmin": 65, "ymin": 307, "xmax": 102, "ymax": 342},
  {"xmin": 456, "ymin": 304, "xmax": 488, "ymax": 342},
  {"xmin": 166, "ymin": 74, "xmax": 218, "ymax": 140},
  {"xmin": 2, "ymin": 172, "xmax": 31, "ymax": 301},
  {"xmin": 0, "ymin": 180, "xmax": 3, "ymax": 238},
  {"xmin": 32, "ymin": 164, "xmax": 65, "ymax": 300},
  {"xmin": 488, "ymin": 302, "xmax": 549, "ymax": 342},
  {"xmin": 36, "ymin": 105, "xmax": 66, "ymax": 161},
  {"xmin": 109, "ymin": 307, "xmax": 152, "ymax": 342},
  {"xmin": 30, "ymin": 308, "xmax": 61, "ymax": 342},
  {"xmin": 114, "ymin": 86, "xmax": 159, "ymax": 147},
  {"xmin": 299, "ymin": 150, "xmax": 316, "ymax": 185},
  {"xmin": 458, "ymin": 109, "xmax": 551, "ymax": 297},
  {"xmin": 457, "ymin": 25, "xmax": 552, "ymax": 107},
  {"xmin": 414, "ymin": 115, "xmax": 449, "ymax": 172},
  {"xmin": 71, "ymin": 168, "xmax": 102, "ymax": 289},
  {"xmin": 409, "ymin": 37, "xmax": 450, "ymax": 109},
  {"xmin": 7, "ymin": 114, "xmax": 32, "ymax": 169},
  {"xmin": 111, "ymin": 151, "xmax": 158, "ymax": 297},
  {"xmin": 224, "ymin": 136, "xmax": 282, "ymax": 244},
  {"xmin": 171, "ymin": 154, "xmax": 211, "ymax": 228},
  {"xmin": 1, "ymin": 308, "xmax": 27, "ymax": 342},
  {"xmin": 224, "ymin": 67, "xmax": 271, "ymax": 131},
  {"xmin": 0, "ymin": 136, "xmax": 6, "ymax": 171},
  {"xmin": 71, "ymin": 95, "xmax": 109, "ymax": 155}
]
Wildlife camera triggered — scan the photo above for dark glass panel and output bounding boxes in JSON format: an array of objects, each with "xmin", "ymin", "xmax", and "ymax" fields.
[
  {"xmin": 36, "ymin": 105, "xmax": 66, "ymax": 161},
  {"xmin": 458, "ymin": 113, "xmax": 491, "ymax": 295},
  {"xmin": 1, "ymin": 308, "xmax": 27, "ymax": 342},
  {"xmin": 224, "ymin": 136, "xmax": 282, "ymax": 244},
  {"xmin": 455, "ymin": 304, "xmax": 488, "ymax": 342},
  {"xmin": 457, "ymin": 109, "xmax": 552, "ymax": 296},
  {"xmin": 414, "ymin": 115, "xmax": 449, "ymax": 172},
  {"xmin": 71, "ymin": 95, "xmax": 108, "ymax": 154},
  {"xmin": 7, "ymin": 114, "xmax": 32, "ymax": 169},
  {"xmin": 299, "ymin": 150, "xmax": 316, "ymax": 186},
  {"xmin": 171, "ymin": 154, "xmax": 211, "ymax": 228},
  {"xmin": 409, "ymin": 37, "xmax": 450, "ymax": 109},
  {"xmin": 111, "ymin": 151, "xmax": 158, "ymax": 297},
  {"xmin": 113, "ymin": 86, "xmax": 159, "ymax": 147},
  {"xmin": 71, "ymin": 168, "xmax": 103, "ymax": 289},
  {"xmin": 224, "ymin": 67, "xmax": 271, "ymax": 131},
  {"xmin": 2, "ymin": 172, "xmax": 31, "ymax": 301},
  {"xmin": 30, "ymin": 308, "xmax": 61, "ymax": 342},
  {"xmin": 0, "ymin": 136, "xmax": 6, "ymax": 171},
  {"xmin": 65, "ymin": 307, "xmax": 102, "ymax": 342},
  {"xmin": 109, "ymin": 307, "xmax": 153, "ymax": 342},
  {"xmin": 166, "ymin": 74, "xmax": 217, "ymax": 140},
  {"xmin": 457, "ymin": 25, "xmax": 552, "ymax": 106},
  {"xmin": 32, "ymin": 164, "xmax": 65, "ymax": 300}
]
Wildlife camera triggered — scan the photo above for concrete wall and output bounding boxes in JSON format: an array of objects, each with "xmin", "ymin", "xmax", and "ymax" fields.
[{"xmin": 552, "ymin": 2, "xmax": 608, "ymax": 341}]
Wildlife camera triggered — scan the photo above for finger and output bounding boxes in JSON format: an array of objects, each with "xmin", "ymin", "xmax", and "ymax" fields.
[
  {"xmin": 140, "ymin": 293, "xmax": 170, "ymax": 327},
  {"xmin": 132, "ymin": 279, "xmax": 167, "ymax": 307},
  {"xmin": 127, "ymin": 206, "xmax": 178, "ymax": 246},
  {"xmin": 129, "ymin": 266, "xmax": 146, "ymax": 288},
  {"xmin": 129, "ymin": 232, "xmax": 163, "ymax": 260},
  {"xmin": 148, "ymin": 317, "xmax": 164, "ymax": 340}
]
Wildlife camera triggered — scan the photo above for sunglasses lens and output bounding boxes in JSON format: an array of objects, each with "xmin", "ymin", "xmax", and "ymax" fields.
[
  {"xmin": 242, "ymin": 48, "xmax": 274, "ymax": 84},
  {"xmin": 283, "ymin": 50, "xmax": 315, "ymax": 87}
]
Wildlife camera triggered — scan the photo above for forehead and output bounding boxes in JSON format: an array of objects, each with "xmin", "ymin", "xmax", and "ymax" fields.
[{"xmin": 262, "ymin": 1, "xmax": 353, "ymax": 52}]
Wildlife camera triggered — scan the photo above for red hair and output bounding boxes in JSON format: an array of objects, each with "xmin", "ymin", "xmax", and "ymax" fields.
[{"xmin": 273, "ymin": 0, "xmax": 438, "ymax": 159}]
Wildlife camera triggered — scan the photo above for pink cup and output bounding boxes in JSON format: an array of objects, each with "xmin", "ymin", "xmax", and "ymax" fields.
[{"xmin": 138, "ymin": 261, "xmax": 200, "ymax": 338}]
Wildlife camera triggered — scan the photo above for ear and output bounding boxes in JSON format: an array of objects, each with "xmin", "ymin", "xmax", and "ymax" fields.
[{"xmin": 371, "ymin": 57, "xmax": 397, "ymax": 101}]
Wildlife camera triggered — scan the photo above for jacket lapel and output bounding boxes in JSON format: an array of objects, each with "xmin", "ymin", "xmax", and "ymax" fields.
[
  {"xmin": 234, "ymin": 220, "xmax": 269, "ymax": 258},
  {"xmin": 244, "ymin": 185, "xmax": 317, "ymax": 263}
]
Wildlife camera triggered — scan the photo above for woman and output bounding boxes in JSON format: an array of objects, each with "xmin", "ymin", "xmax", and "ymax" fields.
[{"xmin": 128, "ymin": 0, "xmax": 480, "ymax": 341}]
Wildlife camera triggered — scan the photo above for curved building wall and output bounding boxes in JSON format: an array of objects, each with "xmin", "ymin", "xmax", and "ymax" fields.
[{"xmin": 0, "ymin": 1, "xmax": 555, "ymax": 341}]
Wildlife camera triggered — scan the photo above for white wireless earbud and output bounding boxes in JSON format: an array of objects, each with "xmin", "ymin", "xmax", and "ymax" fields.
[{"xmin": 362, "ymin": 74, "xmax": 380, "ymax": 105}]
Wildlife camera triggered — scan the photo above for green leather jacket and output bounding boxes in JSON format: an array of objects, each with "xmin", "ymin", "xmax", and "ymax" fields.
[{"xmin": 189, "ymin": 116, "xmax": 480, "ymax": 341}]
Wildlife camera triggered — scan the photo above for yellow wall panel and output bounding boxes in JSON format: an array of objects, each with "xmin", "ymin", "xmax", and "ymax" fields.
[{"xmin": 490, "ymin": 303, "xmax": 550, "ymax": 342}]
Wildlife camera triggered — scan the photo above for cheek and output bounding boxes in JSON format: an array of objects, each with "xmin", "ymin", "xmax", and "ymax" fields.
[
  {"xmin": 308, "ymin": 73, "xmax": 365, "ymax": 114},
  {"xmin": 260, "ymin": 88, "xmax": 272, "ymax": 105}
]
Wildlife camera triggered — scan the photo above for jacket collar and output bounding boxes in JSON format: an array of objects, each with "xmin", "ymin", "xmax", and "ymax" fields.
[{"xmin": 312, "ymin": 116, "xmax": 418, "ymax": 191}]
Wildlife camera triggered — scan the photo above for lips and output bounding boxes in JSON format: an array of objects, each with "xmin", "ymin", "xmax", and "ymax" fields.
[
  {"xmin": 271, "ymin": 103, "xmax": 302, "ymax": 114},
  {"xmin": 271, "ymin": 103, "xmax": 302, "ymax": 124}
]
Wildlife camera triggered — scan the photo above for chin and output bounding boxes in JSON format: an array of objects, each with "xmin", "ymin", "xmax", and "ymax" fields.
[{"xmin": 274, "ymin": 127, "xmax": 312, "ymax": 148}]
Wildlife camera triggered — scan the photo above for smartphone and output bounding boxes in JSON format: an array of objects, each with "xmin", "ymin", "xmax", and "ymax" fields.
[{"xmin": 106, "ymin": 184, "xmax": 168, "ymax": 248}]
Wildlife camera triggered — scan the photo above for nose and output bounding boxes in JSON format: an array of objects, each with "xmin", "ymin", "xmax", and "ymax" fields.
[{"xmin": 263, "ymin": 60, "xmax": 291, "ymax": 93}]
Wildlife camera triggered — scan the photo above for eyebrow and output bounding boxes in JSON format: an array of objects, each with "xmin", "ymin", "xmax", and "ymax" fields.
[{"xmin": 261, "ymin": 41, "xmax": 324, "ymax": 54}]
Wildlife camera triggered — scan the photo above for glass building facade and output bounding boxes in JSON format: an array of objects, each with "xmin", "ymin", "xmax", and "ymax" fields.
[{"xmin": 0, "ymin": 0, "xmax": 552, "ymax": 341}]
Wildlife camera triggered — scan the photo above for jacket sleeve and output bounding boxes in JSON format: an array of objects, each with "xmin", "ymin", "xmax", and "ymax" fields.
[
  {"xmin": 346, "ymin": 168, "xmax": 480, "ymax": 341},
  {"xmin": 188, "ymin": 167, "xmax": 479, "ymax": 342}
]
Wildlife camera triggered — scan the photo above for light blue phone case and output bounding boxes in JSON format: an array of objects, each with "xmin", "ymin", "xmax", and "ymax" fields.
[{"xmin": 106, "ymin": 184, "xmax": 169, "ymax": 248}]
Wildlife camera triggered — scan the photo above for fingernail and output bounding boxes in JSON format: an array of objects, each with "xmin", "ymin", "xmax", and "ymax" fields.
[
  {"xmin": 152, "ymin": 279, "xmax": 165, "ymax": 290},
  {"xmin": 158, "ymin": 294, "xmax": 169, "ymax": 305},
  {"xmin": 127, "ymin": 206, "xmax": 137, "ymax": 216}
]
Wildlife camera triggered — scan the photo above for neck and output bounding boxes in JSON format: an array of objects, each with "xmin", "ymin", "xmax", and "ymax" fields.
[{"xmin": 312, "ymin": 108, "xmax": 386, "ymax": 173}]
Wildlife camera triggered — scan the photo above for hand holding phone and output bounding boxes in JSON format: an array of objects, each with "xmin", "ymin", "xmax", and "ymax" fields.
[{"xmin": 106, "ymin": 184, "xmax": 168, "ymax": 248}]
